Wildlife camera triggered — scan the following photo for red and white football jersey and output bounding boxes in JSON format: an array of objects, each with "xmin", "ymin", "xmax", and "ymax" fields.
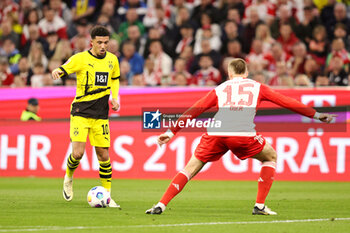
[{"xmin": 170, "ymin": 77, "xmax": 316, "ymax": 136}]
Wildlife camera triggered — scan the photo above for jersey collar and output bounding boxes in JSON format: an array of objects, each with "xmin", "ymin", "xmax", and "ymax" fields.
[{"xmin": 88, "ymin": 50, "xmax": 106, "ymax": 59}]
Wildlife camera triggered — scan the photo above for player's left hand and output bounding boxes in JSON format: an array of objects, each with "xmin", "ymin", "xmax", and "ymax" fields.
[
  {"xmin": 111, "ymin": 98, "xmax": 119, "ymax": 111},
  {"xmin": 318, "ymin": 113, "xmax": 337, "ymax": 123}
]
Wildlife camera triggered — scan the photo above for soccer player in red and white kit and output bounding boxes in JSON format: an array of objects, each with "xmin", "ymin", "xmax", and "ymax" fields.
[{"xmin": 146, "ymin": 58, "xmax": 336, "ymax": 215}]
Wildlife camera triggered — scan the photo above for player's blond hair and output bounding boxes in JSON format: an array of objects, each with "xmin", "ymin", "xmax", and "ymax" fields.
[{"xmin": 228, "ymin": 58, "xmax": 247, "ymax": 75}]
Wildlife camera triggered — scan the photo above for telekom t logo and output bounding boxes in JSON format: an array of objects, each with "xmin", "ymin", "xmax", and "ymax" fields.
[{"xmin": 301, "ymin": 95, "xmax": 336, "ymax": 122}]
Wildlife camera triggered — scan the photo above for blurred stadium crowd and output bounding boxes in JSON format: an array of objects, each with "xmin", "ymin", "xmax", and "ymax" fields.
[{"xmin": 0, "ymin": 0, "xmax": 349, "ymax": 87}]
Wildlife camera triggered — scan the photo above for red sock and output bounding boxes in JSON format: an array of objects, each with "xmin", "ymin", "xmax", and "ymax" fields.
[
  {"xmin": 160, "ymin": 171, "xmax": 190, "ymax": 206},
  {"xmin": 256, "ymin": 162, "xmax": 276, "ymax": 204}
]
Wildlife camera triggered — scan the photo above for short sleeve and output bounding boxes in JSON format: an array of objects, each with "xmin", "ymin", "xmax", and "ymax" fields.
[{"xmin": 60, "ymin": 54, "xmax": 80, "ymax": 75}]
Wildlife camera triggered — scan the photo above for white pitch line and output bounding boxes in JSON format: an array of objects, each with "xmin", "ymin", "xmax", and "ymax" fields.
[{"xmin": 0, "ymin": 218, "xmax": 349, "ymax": 232}]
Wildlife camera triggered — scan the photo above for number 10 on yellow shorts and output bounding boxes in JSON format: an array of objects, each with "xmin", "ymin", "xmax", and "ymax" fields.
[{"xmin": 70, "ymin": 116, "xmax": 110, "ymax": 148}]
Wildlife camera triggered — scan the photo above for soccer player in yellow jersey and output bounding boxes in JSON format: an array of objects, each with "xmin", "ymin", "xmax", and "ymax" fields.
[{"xmin": 51, "ymin": 26, "xmax": 120, "ymax": 208}]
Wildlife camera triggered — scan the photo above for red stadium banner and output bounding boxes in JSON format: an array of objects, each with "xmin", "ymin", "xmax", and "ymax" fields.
[
  {"xmin": 0, "ymin": 120, "xmax": 349, "ymax": 181},
  {"xmin": 0, "ymin": 87, "xmax": 350, "ymax": 119}
]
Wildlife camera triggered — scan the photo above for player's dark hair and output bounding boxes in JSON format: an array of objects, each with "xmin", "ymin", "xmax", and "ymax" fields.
[{"xmin": 90, "ymin": 25, "xmax": 110, "ymax": 39}]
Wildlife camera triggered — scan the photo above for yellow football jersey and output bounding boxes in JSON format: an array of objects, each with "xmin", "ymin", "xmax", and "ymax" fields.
[{"xmin": 59, "ymin": 50, "xmax": 120, "ymax": 119}]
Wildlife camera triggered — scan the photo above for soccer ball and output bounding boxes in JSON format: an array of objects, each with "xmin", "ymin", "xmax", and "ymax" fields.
[{"xmin": 87, "ymin": 186, "xmax": 110, "ymax": 208}]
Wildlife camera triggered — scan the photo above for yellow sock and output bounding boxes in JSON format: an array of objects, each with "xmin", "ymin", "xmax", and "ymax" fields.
[
  {"xmin": 66, "ymin": 154, "xmax": 81, "ymax": 178},
  {"xmin": 99, "ymin": 158, "xmax": 112, "ymax": 192}
]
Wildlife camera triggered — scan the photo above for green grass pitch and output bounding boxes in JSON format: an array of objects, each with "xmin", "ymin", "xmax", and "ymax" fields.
[{"xmin": 0, "ymin": 178, "xmax": 349, "ymax": 233}]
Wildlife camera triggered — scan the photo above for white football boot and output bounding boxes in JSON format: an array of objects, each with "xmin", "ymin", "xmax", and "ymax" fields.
[
  {"xmin": 62, "ymin": 175, "xmax": 73, "ymax": 201},
  {"xmin": 108, "ymin": 198, "xmax": 121, "ymax": 208},
  {"xmin": 252, "ymin": 205, "xmax": 277, "ymax": 215},
  {"xmin": 145, "ymin": 202, "xmax": 166, "ymax": 214}
]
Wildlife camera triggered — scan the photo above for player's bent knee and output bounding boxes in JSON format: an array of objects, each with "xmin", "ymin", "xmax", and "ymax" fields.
[
  {"xmin": 72, "ymin": 151, "xmax": 84, "ymax": 160},
  {"xmin": 269, "ymin": 150, "xmax": 277, "ymax": 162},
  {"xmin": 264, "ymin": 145, "xmax": 277, "ymax": 162},
  {"xmin": 254, "ymin": 143, "xmax": 277, "ymax": 163}
]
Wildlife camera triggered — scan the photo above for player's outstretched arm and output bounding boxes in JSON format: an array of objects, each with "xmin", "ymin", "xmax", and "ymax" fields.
[
  {"xmin": 261, "ymin": 85, "xmax": 338, "ymax": 123},
  {"xmin": 51, "ymin": 68, "xmax": 63, "ymax": 80},
  {"xmin": 315, "ymin": 113, "xmax": 337, "ymax": 123}
]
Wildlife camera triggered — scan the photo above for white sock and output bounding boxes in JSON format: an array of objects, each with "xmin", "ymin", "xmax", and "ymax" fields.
[
  {"xmin": 255, "ymin": 203, "xmax": 265, "ymax": 209},
  {"xmin": 156, "ymin": 202, "xmax": 166, "ymax": 211}
]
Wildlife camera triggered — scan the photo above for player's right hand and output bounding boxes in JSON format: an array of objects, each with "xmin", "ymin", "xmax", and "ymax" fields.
[
  {"xmin": 318, "ymin": 113, "xmax": 337, "ymax": 123},
  {"xmin": 52, "ymin": 68, "xmax": 63, "ymax": 80},
  {"xmin": 158, "ymin": 134, "xmax": 171, "ymax": 146}
]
